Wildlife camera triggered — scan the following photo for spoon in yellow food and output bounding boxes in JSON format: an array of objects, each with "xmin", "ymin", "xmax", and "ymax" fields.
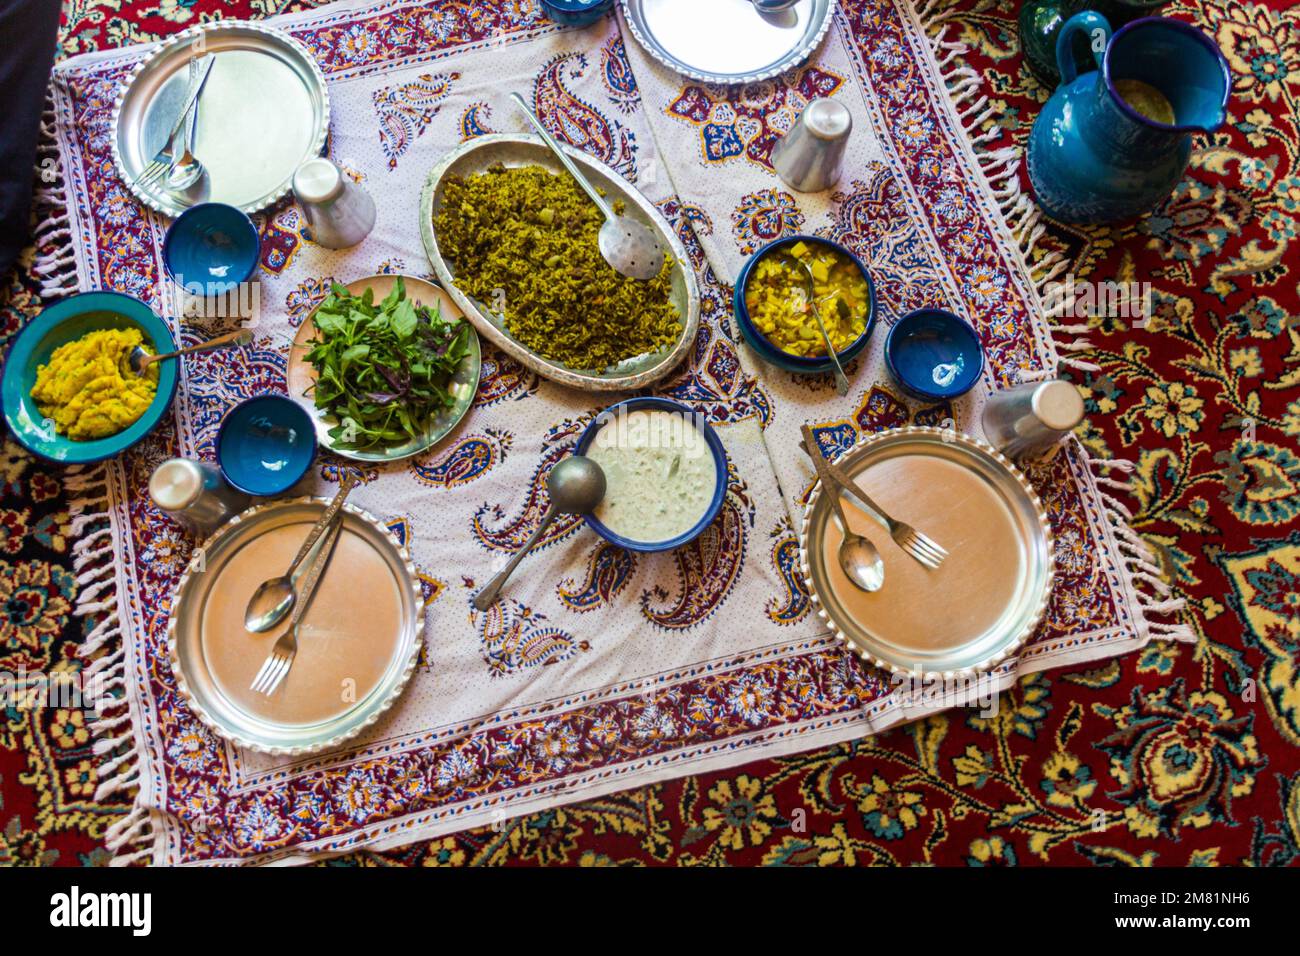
[{"xmin": 126, "ymin": 327, "xmax": 252, "ymax": 377}]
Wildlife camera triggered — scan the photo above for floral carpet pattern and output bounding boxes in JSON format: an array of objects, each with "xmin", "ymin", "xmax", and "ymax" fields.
[{"xmin": 0, "ymin": 0, "xmax": 1296, "ymax": 866}]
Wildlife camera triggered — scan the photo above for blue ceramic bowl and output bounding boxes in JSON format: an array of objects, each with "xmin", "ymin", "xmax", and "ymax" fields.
[
  {"xmin": 573, "ymin": 396, "xmax": 728, "ymax": 553},
  {"xmin": 1, "ymin": 291, "xmax": 178, "ymax": 465},
  {"xmin": 163, "ymin": 203, "xmax": 260, "ymax": 298},
  {"xmin": 216, "ymin": 395, "xmax": 317, "ymax": 497},
  {"xmin": 733, "ymin": 235, "xmax": 877, "ymax": 375},
  {"xmin": 540, "ymin": 0, "xmax": 615, "ymax": 26},
  {"xmin": 884, "ymin": 308, "xmax": 984, "ymax": 401}
]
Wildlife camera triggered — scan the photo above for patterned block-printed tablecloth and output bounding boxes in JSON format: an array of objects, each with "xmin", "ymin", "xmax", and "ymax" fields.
[{"xmin": 40, "ymin": 0, "xmax": 1184, "ymax": 864}]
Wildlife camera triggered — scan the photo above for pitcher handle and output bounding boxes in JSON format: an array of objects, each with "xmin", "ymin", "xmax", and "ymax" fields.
[{"xmin": 1056, "ymin": 10, "xmax": 1112, "ymax": 86}]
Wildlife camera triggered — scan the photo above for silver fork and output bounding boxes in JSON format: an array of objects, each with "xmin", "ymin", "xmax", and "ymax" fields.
[
  {"xmin": 250, "ymin": 512, "xmax": 344, "ymax": 696},
  {"xmin": 799, "ymin": 439, "xmax": 948, "ymax": 570},
  {"xmin": 132, "ymin": 55, "xmax": 212, "ymax": 189}
]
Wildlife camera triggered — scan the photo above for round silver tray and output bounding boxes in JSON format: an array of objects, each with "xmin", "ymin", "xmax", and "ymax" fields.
[
  {"xmin": 419, "ymin": 133, "xmax": 700, "ymax": 393},
  {"xmin": 285, "ymin": 274, "xmax": 482, "ymax": 463},
  {"xmin": 168, "ymin": 498, "xmax": 423, "ymax": 756},
  {"xmin": 799, "ymin": 427, "xmax": 1054, "ymax": 677},
  {"xmin": 112, "ymin": 21, "xmax": 330, "ymax": 218},
  {"xmin": 621, "ymin": 0, "xmax": 835, "ymax": 84}
]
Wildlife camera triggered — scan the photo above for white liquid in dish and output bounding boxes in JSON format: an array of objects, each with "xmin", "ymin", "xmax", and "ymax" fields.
[{"xmin": 587, "ymin": 409, "xmax": 717, "ymax": 544}]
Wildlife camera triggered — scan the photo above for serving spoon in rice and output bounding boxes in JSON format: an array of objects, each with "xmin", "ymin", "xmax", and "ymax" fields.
[{"xmin": 509, "ymin": 92, "xmax": 665, "ymax": 282}]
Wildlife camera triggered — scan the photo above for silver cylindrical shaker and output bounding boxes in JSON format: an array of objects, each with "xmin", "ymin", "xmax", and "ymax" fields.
[
  {"xmin": 981, "ymin": 379, "xmax": 1084, "ymax": 463},
  {"xmin": 292, "ymin": 157, "xmax": 377, "ymax": 249},
  {"xmin": 771, "ymin": 97, "xmax": 852, "ymax": 193},
  {"xmin": 149, "ymin": 458, "xmax": 250, "ymax": 537}
]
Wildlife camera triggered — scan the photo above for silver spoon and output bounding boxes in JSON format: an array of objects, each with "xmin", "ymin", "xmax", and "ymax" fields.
[
  {"xmin": 473, "ymin": 455, "xmax": 606, "ymax": 610},
  {"xmin": 165, "ymin": 55, "xmax": 215, "ymax": 192},
  {"xmin": 775, "ymin": 251, "xmax": 849, "ymax": 396},
  {"xmin": 127, "ymin": 327, "xmax": 251, "ymax": 377},
  {"xmin": 508, "ymin": 91, "xmax": 665, "ymax": 282},
  {"xmin": 244, "ymin": 474, "xmax": 359, "ymax": 633},
  {"xmin": 800, "ymin": 426, "xmax": 884, "ymax": 592}
]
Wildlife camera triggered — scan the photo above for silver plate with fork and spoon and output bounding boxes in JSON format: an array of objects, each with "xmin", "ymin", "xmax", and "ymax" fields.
[
  {"xmin": 112, "ymin": 21, "xmax": 329, "ymax": 218},
  {"xmin": 798, "ymin": 426, "xmax": 1054, "ymax": 677},
  {"xmin": 167, "ymin": 496, "xmax": 422, "ymax": 756}
]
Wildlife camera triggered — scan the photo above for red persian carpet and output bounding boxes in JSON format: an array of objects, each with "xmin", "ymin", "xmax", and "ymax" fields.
[{"xmin": 1, "ymin": 0, "xmax": 1297, "ymax": 866}]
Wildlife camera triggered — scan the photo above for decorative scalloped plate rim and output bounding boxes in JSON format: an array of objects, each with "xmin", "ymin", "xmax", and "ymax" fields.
[
  {"xmin": 110, "ymin": 20, "xmax": 330, "ymax": 218},
  {"xmin": 618, "ymin": 0, "xmax": 836, "ymax": 85},
  {"xmin": 166, "ymin": 497, "xmax": 423, "ymax": 757},
  {"xmin": 797, "ymin": 425, "xmax": 1056, "ymax": 679}
]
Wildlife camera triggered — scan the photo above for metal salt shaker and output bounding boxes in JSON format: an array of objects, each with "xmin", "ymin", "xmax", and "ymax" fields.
[
  {"xmin": 292, "ymin": 157, "xmax": 376, "ymax": 249},
  {"xmin": 981, "ymin": 379, "xmax": 1085, "ymax": 464},
  {"xmin": 149, "ymin": 458, "xmax": 250, "ymax": 538},
  {"xmin": 771, "ymin": 97, "xmax": 852, "ymax": 193}
]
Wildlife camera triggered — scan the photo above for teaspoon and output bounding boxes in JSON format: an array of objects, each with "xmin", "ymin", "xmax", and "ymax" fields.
[
  {"xmin": 244, "ymin": 474, "xmax": 358, "ymax": 633},
  {"xmin": 800, "ymin": 425, "xmax": 884, "ymax": 592}
]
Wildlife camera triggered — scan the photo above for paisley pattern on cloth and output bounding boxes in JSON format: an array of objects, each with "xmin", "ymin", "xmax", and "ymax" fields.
[
  {"xmin": 533, "ymin": 51, "xmax": 638, "ymax": 180},
  {"xmin": 666, "ymin": 65, "xmax": 845, "ymax": 169},
  {"xmin": 373, "ymin": 71, "xmax": 459, "ymax": 169}
]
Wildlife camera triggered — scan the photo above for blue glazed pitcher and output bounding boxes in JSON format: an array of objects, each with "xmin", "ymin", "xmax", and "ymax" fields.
[{"xmin": 1027, "ymin": 13, "xmax": 1230, "ymax": 224}]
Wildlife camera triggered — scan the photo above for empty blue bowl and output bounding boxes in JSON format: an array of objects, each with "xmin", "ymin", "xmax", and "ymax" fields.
[
  {"xmin": 216, "ymin": 395, "xmax": 316, "ymax": 497},
  {"xmin": 733, "ymin": 235, "xmax": 877, "ymax": 375},
  {"xmin": 163, "ymin": 203, "xmax": 260, "ymax": 298},
  {"xmin": 540, "ymin": 0, "xmax": 615, "ymax": 26},
  {"xmin": 885, "ymin": 308, "xmax": 984, "ymax": 402}
]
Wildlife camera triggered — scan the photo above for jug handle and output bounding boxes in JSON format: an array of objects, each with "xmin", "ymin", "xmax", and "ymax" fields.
[{"xmin": 1056, "ymin": 10, "xmax": 1112, "ymax": 86}]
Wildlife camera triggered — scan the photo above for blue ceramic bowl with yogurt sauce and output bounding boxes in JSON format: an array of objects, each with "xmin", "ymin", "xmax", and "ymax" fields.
[
  {"xmin": 884, "ymin": 308, "xmax": 984, "ymax": 402},
  {"xmin": 573, "ymin": 396, "xmax": 728, "ymax": 553}
]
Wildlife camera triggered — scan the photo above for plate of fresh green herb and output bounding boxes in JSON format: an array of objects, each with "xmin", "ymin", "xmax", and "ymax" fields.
[{"xmin": 287, "ymin": 274, "xmax": 480, "ymax": 462}]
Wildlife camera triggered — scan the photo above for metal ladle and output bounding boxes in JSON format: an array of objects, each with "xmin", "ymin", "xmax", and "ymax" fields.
[
  {"xmin": 127, "ymin": 327, "xmax": 251, "ymax": 377},
  {"xmin": 473, "ymin": 455, "xmax": 606, "ymax": 610},
  {"xmin": 508, "ymin": 92, "xmax": 665, "ymax": 282},
  {"xmin": 775, "ymin": 251, "xmax": 850, "ymax": 396},
  {"xmin": 800, "ymin": 427, "xmax": 884, "ymax": 593}
]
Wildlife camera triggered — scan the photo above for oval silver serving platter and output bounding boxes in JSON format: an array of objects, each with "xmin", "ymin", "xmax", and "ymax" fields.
[
  {"xmin": 112, "ymin": 21, "xmax": 329, "ymax": 218},
  {"xmin": 799, "ymin": 427, "xmax": 1054, "ymax": 678},
  {"xmin": 420, "ymin": 133, "xmax": 700, "ymax": 393},
  {"xmin": 620, "ymin": 0, "xmax": 835, "ymax": 85},
  {"xmin": 168, "ymin": 498, "xmax": 423, "ymax": 756},
  {"xmin": 285, "ymin": 274, "xmax": 481, "ymax": 463}
]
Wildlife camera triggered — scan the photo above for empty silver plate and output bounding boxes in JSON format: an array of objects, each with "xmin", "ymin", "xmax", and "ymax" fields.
[
  {"xmin": 112, "ymin": 21, "xmax": 329, "ymax": 218},
  {"xmin": 621, "ymin": 0, "xmax": 835, "ymax": 84},
  {"xmin": 799, "ymin": 427, "xmax": 1055, "ymax": 677}
]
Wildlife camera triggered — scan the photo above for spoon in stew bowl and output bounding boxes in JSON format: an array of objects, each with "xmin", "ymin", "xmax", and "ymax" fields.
[{"xmin": 508, "ymin": 92, "xmax": 665, "ymax": 282}]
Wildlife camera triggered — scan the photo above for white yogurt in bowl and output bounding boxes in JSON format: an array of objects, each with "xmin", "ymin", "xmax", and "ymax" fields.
[{"xmin": 583, "ymin": 405, "xmax": 722, "ymax": 549}]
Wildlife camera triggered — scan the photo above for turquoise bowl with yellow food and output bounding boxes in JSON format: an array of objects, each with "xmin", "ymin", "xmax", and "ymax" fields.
[
  {"xmin": 1, "ymin": 291, "xmax": 178, "ymax": 464},
  {"xmin": 734, "ymin": 236, "xmax": 877, "ymax": 375}
]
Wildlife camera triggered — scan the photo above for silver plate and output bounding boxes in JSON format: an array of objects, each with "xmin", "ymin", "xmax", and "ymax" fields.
[
  {"xmin": 420, "ymin": 133, "xmax": 700, "ymax": 393},
  {"xmin": 799, "ymin": 427, "xmax": 1054, "ymax": 677},
  {"xmin": 168, "ymin": 499, "xmax": 423, "ymax": 756},
  {"xmin": 112, "ymin": 21, "xmax": 329, "ymax": 218},
  {"xmin": 621, "ymin": 0, "xmax": 835, "ymax": 84},
  {"xmin": 285, "ymin": 274, "xmax": 482, "ymax": 463}
]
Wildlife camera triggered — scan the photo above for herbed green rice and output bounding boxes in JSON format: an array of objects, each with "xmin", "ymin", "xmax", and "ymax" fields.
[{"xmin": 435, "ymin": 164, "xmax": 681, "ymax": 371}]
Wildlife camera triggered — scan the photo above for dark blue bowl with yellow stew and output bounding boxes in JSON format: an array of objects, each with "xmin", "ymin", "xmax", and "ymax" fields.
[{"xmin": 734, "ymin": 235, "xmax": 877, "ymax": 375}]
